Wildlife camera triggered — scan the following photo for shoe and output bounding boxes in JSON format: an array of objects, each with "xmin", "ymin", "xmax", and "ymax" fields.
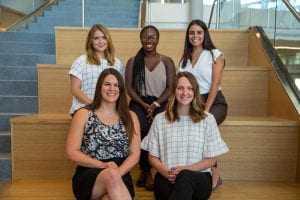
[
  {"xmin": 145, "ymin": 183, "xmax": 155, "ymax": 191},
  {"xmin": 136, "ymin": 171, "xmax": 146, "ymax": 187},
  {"xmin": 212, "ymin": 177, "xmax": 222, "ymax": 191}
]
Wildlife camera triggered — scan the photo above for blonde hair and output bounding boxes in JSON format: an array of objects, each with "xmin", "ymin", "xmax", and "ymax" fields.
[
  {"xmin": 165, "ymin": 72, "xmax": 206, "ymax": 123},
  {"xmin": 85, "ymin": 24, "xmax": 115, "ymax": 66}
]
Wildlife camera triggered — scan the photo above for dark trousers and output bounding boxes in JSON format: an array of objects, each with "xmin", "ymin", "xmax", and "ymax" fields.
[
  {"xmin": 154, "ymin": 170, "xmax": 212, "ymax": 200},
  {"xmin": 201, "ymin": 90, "xmax": 228, "ymax": 125},
  {"xmin": 129, "ymin": 96, "xmax": 166, "ymax": 170}
]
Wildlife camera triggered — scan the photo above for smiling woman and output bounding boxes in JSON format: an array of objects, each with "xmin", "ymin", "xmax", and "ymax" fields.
[
  {"xmin": 179, "ymin": 19, "xmax": 228, "ymax": 190},
  {"xmin": 141, "ymin": 72, "xmax": 229, "ymax": 200},
  {"xmin": 66, "ymin": 68, "xmax": 141, "ymax": 200},
  {"xmin": 68, "ymin": 24, "xmax": 125, "ymax": 115},
  {"xmin": 125, "ymin": 25, "xmax": 176, "ymax": 191}
]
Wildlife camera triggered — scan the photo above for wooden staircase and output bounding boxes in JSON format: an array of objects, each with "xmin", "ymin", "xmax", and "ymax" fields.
[{"xmin": 6, "ymin": 27, "xmax": 300, "ymax": 199}]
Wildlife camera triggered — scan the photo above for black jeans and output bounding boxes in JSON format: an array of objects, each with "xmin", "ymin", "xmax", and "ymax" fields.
[
  {"xmin": 154, "ymin": 170, "xmax": 212, "ymax": 200},
  {"xmin": 129, "ymin": 96, "xmax": 166, "ymax": 170},
  {"xmin": 201, "ymin": 90, "xmax": 227, "ymax": 125}
]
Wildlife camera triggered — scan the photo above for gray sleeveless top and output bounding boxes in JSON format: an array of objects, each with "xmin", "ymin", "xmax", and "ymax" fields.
[
  {"xmin": 80, "ymin": 111, "xmax": 129, "ymax": 160},
  {"xmin": 142, "ymin": 61, "xmax": 167, "ymax": 98}
]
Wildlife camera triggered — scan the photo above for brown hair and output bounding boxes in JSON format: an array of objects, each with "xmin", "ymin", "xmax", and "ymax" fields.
[
  {"xmin": 85, "ymin": 68, "xmax": 135, "ymax": 143},
  {"xmin": 165, "ymin": 72, "xmax": 206, "ymax": 123},
  {"xmin": 85, "ymin": 24, "xmax": 115, "ymax": 66}
]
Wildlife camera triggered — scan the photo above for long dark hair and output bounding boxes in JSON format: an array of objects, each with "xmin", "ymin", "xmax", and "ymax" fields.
[
  {"xmin": 165, "ymin": 72, "xmax": 206, "ymax": 123},
  {"xmin": 85, "ymin": 68, "xmax": 135, "ymax": 143},
  {"xmin": 132, "ymin": 25, "xmax": 160, "ymax": 95},
  {"xmin": 180, "ymin": 19, "xmax": 216, "ymax": 68}
]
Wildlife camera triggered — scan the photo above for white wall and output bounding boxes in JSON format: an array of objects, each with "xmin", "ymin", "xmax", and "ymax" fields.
[
  {"xmin": 146, "ymin": 2, "xmax": 190, "ymax": 28},
  {"xmin": 146, "ymin": 1, "xmax": 300, "ymax": 31}
]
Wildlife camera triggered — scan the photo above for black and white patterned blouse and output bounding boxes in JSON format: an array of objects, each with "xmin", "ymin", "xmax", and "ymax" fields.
[{"xmin": 81, "ymin": 111, "xmax": 129, "ymax": 160}]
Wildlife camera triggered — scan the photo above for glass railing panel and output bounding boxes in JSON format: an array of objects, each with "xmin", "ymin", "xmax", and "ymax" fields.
[
  {"xmin": 146, "ymin": 0, "xmax": 217, "ymax": 28},
  {"xmin": 0, "ymin": 0, "xmax": 48, "ymax": 31},
  {"xmin": 146, "ymin": 0, "xmax": 191, "ymax": 28},
  {"xmin": 4, "ymin": 0, "xmax": 60, "ymax": 31},
  {"xmin": 274, "ymin": 0, "xmax": 300, "ymax": 92}
]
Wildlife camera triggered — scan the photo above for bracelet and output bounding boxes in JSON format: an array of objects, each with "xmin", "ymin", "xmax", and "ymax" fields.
[{"xmin": 153, "ymin": 101, "xmax": 160, "ymax": 108}]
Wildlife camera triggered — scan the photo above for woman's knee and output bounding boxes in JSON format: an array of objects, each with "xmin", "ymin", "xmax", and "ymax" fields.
[{"xmin": 100, "ymin": 168, "xmax": 122, "ymax": 186}]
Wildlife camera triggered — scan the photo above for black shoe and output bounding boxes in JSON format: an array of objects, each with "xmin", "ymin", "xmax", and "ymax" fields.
[
  {"xmin": 136, "ymin": 171, "xmax": 146, "ymax": 187},
  {"xmin": 145, "ymin": 183, "xmax": 155, "ymax": 191}
]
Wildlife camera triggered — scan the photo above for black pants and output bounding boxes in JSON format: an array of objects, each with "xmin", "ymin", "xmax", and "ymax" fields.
[
  {"xmin": 129, "ymin": 96, "xmax": 166, "ymax": 170},
  {"xmin": 201, "ymin": 90, "xmax": 227, "ymax": 125},
  {"xmin": 154, "ymin": 170, "xmax": 212, "ymax": 200}
]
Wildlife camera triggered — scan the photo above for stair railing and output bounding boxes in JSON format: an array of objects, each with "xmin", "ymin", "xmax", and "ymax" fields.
[
  {"xmin": 7, "ymin": 0, "xmax": 58, "ymax": 31},
  {"xmin": 208, "ymin": 0, "xmax": 222, "ymax": 29},
  {"xmin": 82, "ymin": 0, "xmax": 85, "ymax": 27},
  {"xmin": 139, "ymin": 0, "xmax": 147, "ymax": 28},
  {"xmin": 208, "ymin": 0, "xmax": 217, "ymax": 29},
  {"xmin": 254, "ymin": 26, "xmax": 300, "ymax": 114},
  {"xmin": 282, "ymin": 0, "xmax": 300, "ymax": 23}
]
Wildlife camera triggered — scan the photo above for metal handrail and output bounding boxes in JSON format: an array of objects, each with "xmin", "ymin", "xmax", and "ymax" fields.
[
  {"xmin": 208, "ymin": 0, "xmax": 218, "ymax": 29},
  {"xmin": 81, "ymin": 0, "xmax": 85, "ymax": 27},
  {"xmin": 282, "ymin": 0, "xmax": 300, "ymax": 23},
  {"xmin": 7, "ymin": 0, "xmax": 58, "ymax": 31},
  {"xmin": 139, "ymin": 0, "xmax": 147, "ymax": 28},
  {"xmin": 253, "ymin": 26, "xmax": 300, "ymax": 114}
]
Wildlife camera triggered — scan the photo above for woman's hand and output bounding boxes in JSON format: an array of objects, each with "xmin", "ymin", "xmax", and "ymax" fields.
[
  {"xmin": 147, "ymin": 104, "xmax": 156, "ymax": 116},
  {"xmin": 167, "ymin": 168, "xmax": 177, "ymax": 183},
  {"xmin": 103, "ymin": 161, "xmax": 118, "ymax": 169}
]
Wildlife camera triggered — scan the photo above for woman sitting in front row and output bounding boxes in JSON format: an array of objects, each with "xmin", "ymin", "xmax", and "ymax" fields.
[
  {"xmin": 66, "ymin": 68, "xmax": 140, "ymax": 200},
  {"xmin": 142, "ymin": 72, "xmax": 229, "ymax": 200}
]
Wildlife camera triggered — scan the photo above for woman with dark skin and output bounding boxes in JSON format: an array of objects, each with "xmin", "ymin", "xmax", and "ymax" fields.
[{"xmin": 125, "ymin": 25, "xmax": 176, "ymax": 190}]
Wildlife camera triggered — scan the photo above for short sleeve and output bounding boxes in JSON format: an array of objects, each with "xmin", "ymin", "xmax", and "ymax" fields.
[
  {"xmin": 141, "ymin": 116, "xmax": 160, "ymax": 157},
  {"xmin": 69, "ymin": 55, "xmax": 85, "ymax": 81},
  {"xmin": 212, "ymin": 49, "xmax": 224, "ymax": 60},
  {"xmin": 114, "ymin": 58, "xmax": 125, "ymax": 78},
  {"xmin": 203, "ymin": 114, "xmax": 229, "ymax": 158}
]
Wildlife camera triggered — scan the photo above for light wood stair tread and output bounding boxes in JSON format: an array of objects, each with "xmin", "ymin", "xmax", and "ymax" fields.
[
  {"xmin": 10, "ymin": 114, "xmax": 300, "ymax": 126},
  {"xmin": 224, "ymin": 116, "xmax": 300, "ymax": 126},
  {"xmin": 1, "ymin": 178, "xmax": 300, "ymax": 200},
  {"xmin": 10, "ymin": 114, "xmax": 71, "ymax": 123},
  {"xmin": 37, "ymin": 64, "xmax": 269, "ymax": 71}
]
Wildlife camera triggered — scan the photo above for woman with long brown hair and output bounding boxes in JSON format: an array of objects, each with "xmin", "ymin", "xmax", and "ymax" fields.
[
  {"xmin": 142, "ymin": 72, "xmax": 228, "ymax": 200},
  {"xmin": 179, "ymin": 19, "xmax": 228, "ymax": 190},
  {"xmin": 66, "ymin": 68, "xmax": 140, "ymax": 200}
]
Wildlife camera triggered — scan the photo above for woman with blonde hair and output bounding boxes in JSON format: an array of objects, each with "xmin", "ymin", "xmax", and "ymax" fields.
[
  {"xmin": 69, "ymin": 24, "xmax": 124, "ymax": 115},
  {"xmin": 142, "ymin": 72, "xmax": 228, "ymax": 200}
]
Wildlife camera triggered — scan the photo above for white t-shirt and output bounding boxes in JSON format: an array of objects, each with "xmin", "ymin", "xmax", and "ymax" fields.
[
  {"xmin": 69, "ymin": 54, "xmax": 124, "ymax": 114},
  {"xmin": 141, "ymin": 112, "xmax": 229, "ymax": 173},
  {"xmin": 179, "ymin": 49, "xmax": 223, "ymax": 94}
]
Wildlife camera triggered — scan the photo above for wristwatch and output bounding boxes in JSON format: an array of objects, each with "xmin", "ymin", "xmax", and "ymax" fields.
[{"xmin": 153, "ymin": 101, "xmax": 160, "ymax": 108}]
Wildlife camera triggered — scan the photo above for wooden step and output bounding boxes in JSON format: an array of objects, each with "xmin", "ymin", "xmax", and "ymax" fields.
[
  {"xmin": 219, "ymin": 116, "xmax": 300, "ymax": 181},
  {"xmin": 38, "ymin": 64, "xmax": 269, "ymax": 116},
  {"xmin": 55, "ymin": 27, "xmax": 250, "ymax": 67},
  {"xmin": 10, "ymin": 115, "xmax": 300, "ymax": 181},
  {"xmin": 1, "ymin": 179, "xmax": 300, "ymax": 200}
]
